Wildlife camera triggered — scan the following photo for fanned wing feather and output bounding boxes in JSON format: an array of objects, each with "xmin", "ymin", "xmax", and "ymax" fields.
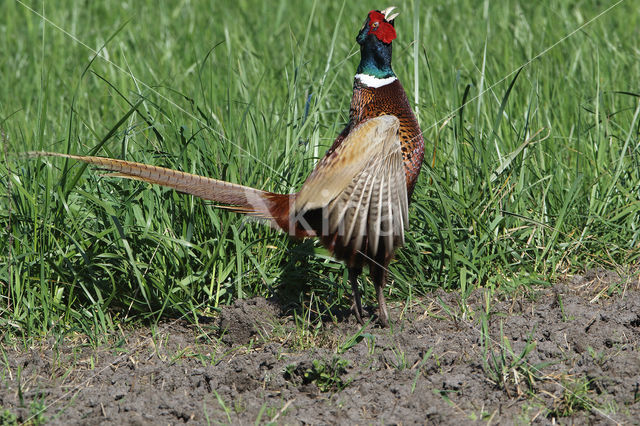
[
  {"xmin": 383, "ymin": 173, "xmax": 393, "ymax": 253},
  {"xmin": 296, "ymin": 115, "xmax": 409, "ymax": 258},
  {"xmin": 342, "ymin": 172, "xmax": 370, "ymax": 243},
  {"xmin": 368, "ymin": 173, "xmax": 382, "ymax": 255},
  {"xmin": 351, "ymin": 171, "xmax": 375, "ymax": 253}
]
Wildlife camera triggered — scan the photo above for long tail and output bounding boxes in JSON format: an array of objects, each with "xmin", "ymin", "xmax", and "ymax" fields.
[{"xmin": 28, "ymin": 151, "xmax": 294, "ymax": 230}]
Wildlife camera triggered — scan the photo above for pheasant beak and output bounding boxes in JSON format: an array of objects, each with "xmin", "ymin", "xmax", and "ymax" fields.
[{"xmin": 380, "ymin": 6, "xmax": 399, "ymax": 22}]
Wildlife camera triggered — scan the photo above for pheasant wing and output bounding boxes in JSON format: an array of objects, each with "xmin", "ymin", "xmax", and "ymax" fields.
[{"xmin": 295, "ymin": 115, "xmax": 408, "ymax": 257}]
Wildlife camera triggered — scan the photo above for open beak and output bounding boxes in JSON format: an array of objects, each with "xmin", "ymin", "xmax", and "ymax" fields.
[{"xmin": 380, "ymin": 6, "xmax": 399, "ymax": 22}]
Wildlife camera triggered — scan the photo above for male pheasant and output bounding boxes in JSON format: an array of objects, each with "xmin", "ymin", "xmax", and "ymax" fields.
[{"xmin": 31, "ymin": 7, "xmax": 424, "ymax": 327}]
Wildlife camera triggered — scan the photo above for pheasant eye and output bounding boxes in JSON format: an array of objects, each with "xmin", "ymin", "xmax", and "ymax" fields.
[{"xmin": 371, "ymin": 21, "xmax": 379, "ymax": 30}]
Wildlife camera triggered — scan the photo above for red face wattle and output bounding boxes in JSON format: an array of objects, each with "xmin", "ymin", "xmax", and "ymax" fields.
[{"xmin": 367, "ymin": 10, "xmax": 396, "ymax": 44}]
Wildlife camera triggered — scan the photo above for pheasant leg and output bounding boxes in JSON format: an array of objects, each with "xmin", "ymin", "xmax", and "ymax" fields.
[
  {"xmin": 348, "ymin": 266, "xmax": 365, "ymax": 325},
  {"xmin": 372, "ymin": 264, "xmax": 390, "ymax": 327}
]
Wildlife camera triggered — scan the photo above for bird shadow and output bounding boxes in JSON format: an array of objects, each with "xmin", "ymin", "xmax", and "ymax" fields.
[
  {"xmin": 273, "ymin": 238, "xmax": 317, "ymax": 314},
  {"xmin": 273, "ymin": 239, "xmax": 377, "ymax": 325}
]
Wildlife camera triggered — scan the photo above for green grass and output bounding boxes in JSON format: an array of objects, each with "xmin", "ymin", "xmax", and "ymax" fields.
[{"xmin": 1, "ymin": 0, "xmax": 639, "ymax": 339}]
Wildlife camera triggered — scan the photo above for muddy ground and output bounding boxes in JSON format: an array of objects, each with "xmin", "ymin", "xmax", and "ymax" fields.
[{"xmin": 1, "ymin": 269, "xmax": 639, "ymax": 425}]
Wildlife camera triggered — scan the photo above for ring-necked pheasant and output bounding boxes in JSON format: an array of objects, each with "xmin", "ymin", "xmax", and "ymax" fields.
[{"xmin": 30, "ymin": 6, "xmax": 424, "ymax": 327}]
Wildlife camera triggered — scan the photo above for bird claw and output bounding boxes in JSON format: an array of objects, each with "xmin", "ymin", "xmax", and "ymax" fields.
[
  {"xmin": 376, "ymin": 283, "xmax": 390, "ymax": 328},
  {"xmin": 351, "ymin": 302, "xmax": 366, "ymax": 325},
  {"xmin": 376, "ymin": 309, "xmax": 389, "ymax": 328}
]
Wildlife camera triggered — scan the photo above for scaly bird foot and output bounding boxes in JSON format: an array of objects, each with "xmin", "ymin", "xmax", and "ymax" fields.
[
  {"xmin": 376, "ymin": 284, "xmax": 390, "ymax": 328},
  {"xmin": 351, "ymin": 302, "xmax": 366, "ymax": 325}
]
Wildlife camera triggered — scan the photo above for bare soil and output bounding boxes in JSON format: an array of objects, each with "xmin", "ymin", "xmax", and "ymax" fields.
[{"xmin": 2, "ymin": 269, "xmax": 639, "ymax": 425}]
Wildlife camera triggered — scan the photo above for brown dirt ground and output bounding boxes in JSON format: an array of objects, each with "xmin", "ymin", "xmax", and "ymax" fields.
[{"xmin": 1, "ymin": 269, "xmax": 639, "ymax": 425}]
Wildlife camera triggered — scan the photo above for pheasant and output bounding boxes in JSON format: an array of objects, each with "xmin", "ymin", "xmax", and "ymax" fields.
[{"xmin": 31, "ymin": 6, "xmax": 424, "ymax": 327}]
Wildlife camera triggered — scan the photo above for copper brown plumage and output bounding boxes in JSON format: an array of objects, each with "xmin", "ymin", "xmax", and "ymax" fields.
[
  {"xmin": 28, "ymin": 6, "xmax": 424, "ymax": 327},
  {"xmin": 335, "ymin": 78, "xmax": 424, "ymax": 197}
]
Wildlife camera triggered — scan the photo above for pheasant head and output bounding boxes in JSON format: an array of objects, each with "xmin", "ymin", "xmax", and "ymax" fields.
[{"xmin": 356, "ymin": 7, "xmax": 399, "ymax": 80}]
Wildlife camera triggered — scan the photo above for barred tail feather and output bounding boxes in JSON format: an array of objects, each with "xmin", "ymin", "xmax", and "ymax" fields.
[{"xmin": 28, "ymin": 151, "xmax": 289, "ymax": 225}]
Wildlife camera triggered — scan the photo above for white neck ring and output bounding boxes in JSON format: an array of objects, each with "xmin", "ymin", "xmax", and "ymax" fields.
[{"xmin": 355, "ymin": 73, "xmax": 397, "ymax": 88}]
